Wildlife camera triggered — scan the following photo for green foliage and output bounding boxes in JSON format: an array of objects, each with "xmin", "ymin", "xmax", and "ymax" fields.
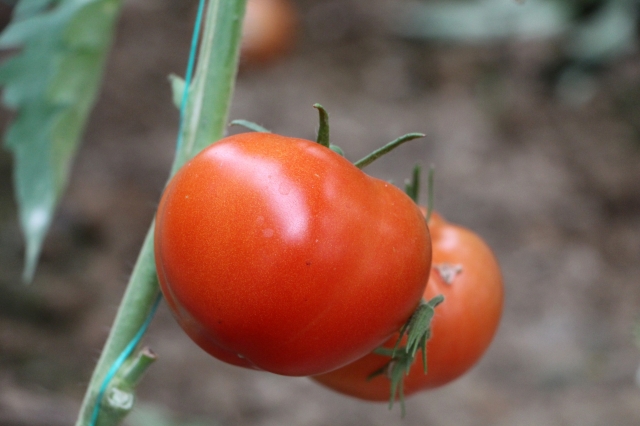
[
  {"xmin": 395, "ymin": 0, "xmax": 638, "ymax": 63},
  {"xmin": 0, "ymin": 0, "xmax": 123, "ymax": 281}
]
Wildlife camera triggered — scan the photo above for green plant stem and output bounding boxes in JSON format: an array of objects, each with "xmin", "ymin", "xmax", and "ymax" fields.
[
  {"xmin": 74, "ymin": 1, "xmax": 247, "ymax": 425},
  {"xmin": 172, "ymin": 0, "xmax": 247, "ymax": 173},
  {"xmin": 74, "ymin": 228, "xmax": 159, "ymax": 426},
  {"xmin": 119, "ymin": 346, "xmax": 157, "ymax": 388}
]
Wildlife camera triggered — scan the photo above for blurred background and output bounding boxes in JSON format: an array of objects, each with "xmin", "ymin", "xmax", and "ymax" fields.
[{"xmin": 1, "ymin": 0, "xmax": 640, "ymax": 424}]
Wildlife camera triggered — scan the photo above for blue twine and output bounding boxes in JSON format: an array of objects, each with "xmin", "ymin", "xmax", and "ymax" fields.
[
  {"xmin": 176, "ymin": 0, "xmax": 206, "ymax": 152},
  {"xmin": 88, "ymin": 0, "xmax": 207, "ymax": 424}
]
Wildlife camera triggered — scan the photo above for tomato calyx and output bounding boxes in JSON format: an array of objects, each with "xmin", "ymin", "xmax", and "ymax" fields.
[
  {"xmin": 367, "ymin": 349, "xmax": 413, "ymax": 415},
  {"xmin": 404, "ymin": 164, "xmax": 421, "ymax": 203},
  {"xmin": 354, "ymin": 133, "xmax": 425, "ymax": 169},
  {"xmin": 404, "ymin": 163, "xmax": 435, "ymax": 221},
  {"xmin": 313, "ymin": 103, "xmax": 345, "ymax": 156},
  {"xmin": 396, "ymin": 295, "xmax": 445, "ymax": 364},
  {"xmin": 425, "ymin": 165, "xmax": 435, "ymax": 221},
  {"xmin": 313, "ymin": 103, "xmax": 425, "ymax": 164},
  {"xmin": 312, "ymin": 103, "xmax": 427, "ymax": 165},
  {"xmin": 229, "ymin": 104, "xmax": 425, "ymax": 166},
  {"xmin": 369, "ymin": 294, "xmax": 444, "ymax": 415}
]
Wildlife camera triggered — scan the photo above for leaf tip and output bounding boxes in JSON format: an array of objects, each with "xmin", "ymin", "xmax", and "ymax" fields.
[{"xmin": 19, "ymin": 204, "xmax": 52, "ymax": 283}]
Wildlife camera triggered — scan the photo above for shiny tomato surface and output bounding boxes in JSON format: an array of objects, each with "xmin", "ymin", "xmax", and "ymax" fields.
[
  {"xmin": 312, "ymin": 211, "xmax": 503, "ymax": 398},
  {"xmin": 154, "ymin": 132, "xmax": 432, "ymax": 376}
]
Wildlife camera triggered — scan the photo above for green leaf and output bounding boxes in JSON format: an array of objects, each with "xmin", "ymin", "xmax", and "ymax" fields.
[{"xmin": 0, "ymin": 0, "xmax": 123, "ymax": 281}]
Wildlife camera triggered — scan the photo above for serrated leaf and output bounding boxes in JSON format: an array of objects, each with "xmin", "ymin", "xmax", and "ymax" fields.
[{"xmin": 0, "ymin": 0, "xmax": 123, "ymax": 281}]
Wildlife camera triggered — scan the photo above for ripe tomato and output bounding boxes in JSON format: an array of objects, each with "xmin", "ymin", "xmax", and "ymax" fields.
[
  {"xmin": 154, "ymin": 132, "xmax": 432, "ymax": 376},
  {"xmin": 240, "ymin": 0, "xmax": 298, "ymax": 67},
  {"xmin": 312, "ymin": 210, "xmax": 503, "ymax": 399}
]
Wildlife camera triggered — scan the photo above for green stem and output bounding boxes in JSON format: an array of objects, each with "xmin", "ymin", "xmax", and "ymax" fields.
[
  {"xmin": 94, "ymin": 348, "xmax": 158, "ymax": 426},
  {"xmin": 119, "ymin": 347, "xmax": 157, "ymax": 388},
  {"xmin": 74, "ymin": 227, "xmax": 160, "ymax": 426},
  {"xmin": 74, "ymin": 1, "xmax": 247, "ymax": 425},
  {"xmin": 172, "ymin": 0, "xmax": 247, "ymax": 173}
]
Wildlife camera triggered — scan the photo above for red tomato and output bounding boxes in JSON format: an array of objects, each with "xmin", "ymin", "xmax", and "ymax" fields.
[
  {"xmin": 312, "ymin": 211, "xmax": 503, "ymax": 399},
  {"xmin": 154, "ymin": 132, "xmax": 432, "ymax": 376},
  {"xmin": 240, "ymin": 0, "xmax": 298, "ymax": 66}
]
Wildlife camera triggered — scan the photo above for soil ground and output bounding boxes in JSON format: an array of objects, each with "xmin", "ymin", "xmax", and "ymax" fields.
[{"xmin": 1, "ymin": 0, "xmax": 640, "ymax": 425}]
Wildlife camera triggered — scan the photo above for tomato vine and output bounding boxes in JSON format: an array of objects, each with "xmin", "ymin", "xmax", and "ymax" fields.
[{"xmin": 74, "ymin": 1, "xmax": 248, "ymax": 425}]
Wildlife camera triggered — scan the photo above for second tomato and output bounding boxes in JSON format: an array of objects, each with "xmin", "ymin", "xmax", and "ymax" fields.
[{"xmin": 312, "ymin": 210, "xmax": 503, "ymax": 400}]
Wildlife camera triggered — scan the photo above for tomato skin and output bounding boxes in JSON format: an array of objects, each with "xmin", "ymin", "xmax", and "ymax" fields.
[
  {"xmin": 312, "ymin": 211, "xmax": 503, "ymax": 399},
  {"xmin": 240, "ymin": 0, "xmax": 298, "ymax": 67},
  {"xmin": 154, "ymin": 132, "xmax": 432, "ymax": 376}
]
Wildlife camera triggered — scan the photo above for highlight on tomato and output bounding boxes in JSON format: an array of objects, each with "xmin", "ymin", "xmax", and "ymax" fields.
[
  {"xmin": 311, "ymin": 208, "xmax": 503, "ymax": 401},
  {"xmin": 153, "ymin": 115, "xmax": 432, "ymax": 377},
  {"xmin": 240, "ymin": 0, "xmax": 298, "ymax": 67}
]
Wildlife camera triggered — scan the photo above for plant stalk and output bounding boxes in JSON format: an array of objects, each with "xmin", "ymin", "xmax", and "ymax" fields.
[
  {"xmin": 74, "ymin": 1, "xmax": 247, "ymax": 425},
  {"xmin": 172, "ymin": 0, "xmax": 247, "ymax": 173}
]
